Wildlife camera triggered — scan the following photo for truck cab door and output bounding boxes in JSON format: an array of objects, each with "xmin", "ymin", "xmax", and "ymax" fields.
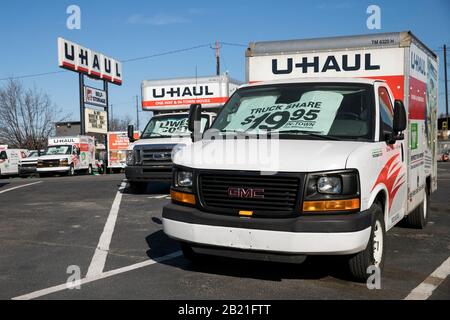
[{"xmin": 376, "ymin": 84, "xmax": 408, "ymax": 228}]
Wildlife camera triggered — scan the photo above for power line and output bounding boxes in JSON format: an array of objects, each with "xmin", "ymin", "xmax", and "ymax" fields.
[
  {"xmin": 221, "ymin": 42, "xmax": 247, "ymax": 48},
  {"xmin": 0, "ymin": 70, "xmax": 66, "ymax": 81},
  {"xmin": 0, "ymin": 43, "xmax": 215, "ymax": 81},
  {"xmin": 122, "ymin": 43, "xmax": 212, "ymax": 63}
]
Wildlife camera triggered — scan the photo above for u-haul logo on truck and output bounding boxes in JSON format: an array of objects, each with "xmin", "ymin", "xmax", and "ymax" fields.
[
  {"xmin": 50, "ymin": 138, "xmax": 77, "ymax": 144},
  {"xmin": 248, "ymin": 48, "xmax": 404, "ymax": 82},
  {"xmin": 272, "ymin": 53, "xmax": 380, "ymax": 75},
  {"xmin": 152, "ymin": 86, "xmax": 214, "ymax": 99}
]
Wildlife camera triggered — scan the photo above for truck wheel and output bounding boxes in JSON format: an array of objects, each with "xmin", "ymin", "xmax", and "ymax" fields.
[
  {"xmin": 68, "ymin": 165, "xmax": 75, "ymax": 176},
  {"xmin": 87, "ymin": 165, "xmax": 93, "ymax": 175},
  {"xmin": 347, "ymin": 202, "xmax": 385, "ymax": 282},
  {"xmin": 129, "ymin": 181, "xmax": 147, "ymax": 194},
  {"xmin": 404, "ymin": 186, "xmax": 429, "ymax": 229}
]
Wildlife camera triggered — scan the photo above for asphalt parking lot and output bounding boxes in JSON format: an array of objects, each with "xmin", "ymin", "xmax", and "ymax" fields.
[{"xmin": 1, "ymin": 163, "xmax": 449, "ymax": 300}]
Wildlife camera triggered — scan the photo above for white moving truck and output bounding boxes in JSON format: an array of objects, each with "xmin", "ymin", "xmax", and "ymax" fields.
[
  {"xmin": 0, "ymin": 146, "xmax": 28, "ymax": 177},
  {"xmin": 162, "ymin": 31, "xmax": 438, "ymax": 280},
  {"xmin": 125, "ymin": 75, "xmax": 241, "ymax": 193},
  {"xmin": 37, "ymin": 136, "xmax": 95, "ymax": 177}
]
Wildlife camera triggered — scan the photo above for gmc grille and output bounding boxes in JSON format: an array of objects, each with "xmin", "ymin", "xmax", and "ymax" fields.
[{"xmin": 199, "ymin": 173, "xmax": 301, "ymax": 216}]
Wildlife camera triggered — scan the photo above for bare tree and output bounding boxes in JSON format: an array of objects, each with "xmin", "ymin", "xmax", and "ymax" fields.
[
  {"xmin": 0, "ymin": 79, "xmax": 67, "ymax": 150},
  {"xmin": 110, "ymin": 114, "xmax": 132, "ymax": 131}
]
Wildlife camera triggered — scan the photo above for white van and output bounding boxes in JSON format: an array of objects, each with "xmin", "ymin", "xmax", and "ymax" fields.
[
  {"xmin": 37, "ymin": 136, "xmax": 95, "ymax": 177},
  {"xmin": 125, "ymin": 75, "xmax": 241, "ymax": 193},
  {"xmin": 126, "ymin": 112, "xmax": 215, "ymax": 193},
  {"xmin": 162, "ymin": 32, "xmax": 438, "ymax": 280},
  {"xmin": 0, "ymin": 148, "xmax": 28, "ymax": 177}
]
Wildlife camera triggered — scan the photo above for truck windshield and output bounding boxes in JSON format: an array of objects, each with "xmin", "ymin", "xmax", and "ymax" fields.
[
  {"xmin": 141, "ymin": 114, "xmax": 209, "ymax": 139},
  {"xmin": 45, "ymin": 145, "xmax": 72, "ymax": 155},
  {"xmin": 211, "ymin": 83, "xmax": 375, "ymax": 141}
]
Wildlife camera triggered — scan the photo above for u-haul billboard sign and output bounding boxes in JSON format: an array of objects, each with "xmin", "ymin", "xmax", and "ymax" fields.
[
  {"xmin": 141, "ymin": 75, "xmax": 241, "ymax": 111},
  {"xmin": 58, "ymin": 37, "xmax": 122, "ymax": 86}
]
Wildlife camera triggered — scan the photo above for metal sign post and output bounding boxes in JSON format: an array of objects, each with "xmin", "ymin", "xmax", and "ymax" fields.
[
  {"xmin": 104, "ymin": 80, "xmax": 109, "ymax": 170},
  {"xmin": 79, "ymin": 73, "xmax": 85, "ymax": 135}
]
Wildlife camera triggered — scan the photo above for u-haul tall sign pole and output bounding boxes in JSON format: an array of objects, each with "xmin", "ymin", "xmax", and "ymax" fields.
[{"xmin": 57, "ymin": 37, "xmax": 123, "ymax": 135}]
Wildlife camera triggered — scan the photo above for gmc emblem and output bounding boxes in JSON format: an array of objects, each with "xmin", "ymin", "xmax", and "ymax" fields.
[{"xmin": 228, "ymin": 187, "xmax": 265, "ymax": 199}]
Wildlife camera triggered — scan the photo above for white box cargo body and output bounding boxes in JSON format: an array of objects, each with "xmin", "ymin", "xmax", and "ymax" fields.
[
  {"xmin": 141, "ymin": 75, "xmax": 241, "ymax": 112},
  {"xmin": 246, "ymin": 31, "xmax": 439, "ymax": 212}
]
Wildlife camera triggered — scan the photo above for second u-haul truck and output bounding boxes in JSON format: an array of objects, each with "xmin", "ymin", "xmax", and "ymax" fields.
[
  {"xmin": 125, "ymin": 75, "xmax": 241, "ymax": 193},
  {"xmin": 162, "ymin": 31, "xmax": 438, "ymax": 281},
  {"xmin": 37, "ymin": 136, "xmax": 95, "ymax": 176}
]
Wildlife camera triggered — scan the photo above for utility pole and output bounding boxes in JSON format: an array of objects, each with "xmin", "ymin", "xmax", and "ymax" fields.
[
  {"xmin": 444, "ymin": 44, "xmax": 449, "ymax": 133},
  {"xmin": 215, "ymin": 41, "xmax": 220, "ymax": 76},
  {"xmin": 135, "ymin": 95, "xmax": 140, "ymax": 132}
]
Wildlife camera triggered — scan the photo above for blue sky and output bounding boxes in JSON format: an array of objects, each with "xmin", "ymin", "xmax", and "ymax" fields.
[{"xmin": 0, "ymin": 0, "xmax": 449, "ymax": 129}]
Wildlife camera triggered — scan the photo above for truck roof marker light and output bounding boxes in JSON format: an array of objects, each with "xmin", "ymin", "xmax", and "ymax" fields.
[
  {"xmin": 171, "ymin": 190, "xmax": 196, "ymax": 205},
  {"xmin": 239, "ymin": 210, "xmax": 253, "ymax": 217},
  {"xmin": 302, "ymin": 198, "xmax": 360, "ymax": 213}
]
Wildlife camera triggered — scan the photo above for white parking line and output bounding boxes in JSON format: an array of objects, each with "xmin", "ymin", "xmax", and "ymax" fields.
[
  {"xmin": 86, "ymin": 181, "xmax": 127, "ymax": 278},
  {"xmin": 0, "ymin": 181, "xmax": 42, "ymax": 194},
  {"xmin": 148, "ymin": 195, "xmax": 170, "ymax": 199},
  {"xmin": 12, "ymin": 251, "xmax": 182, "ymax": 300},
  {"xmin": 404, "ymin": 256, "xmax": 450, "ymax": 300}
]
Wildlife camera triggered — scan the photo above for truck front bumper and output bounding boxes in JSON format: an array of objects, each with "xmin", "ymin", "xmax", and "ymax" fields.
[
  {"xmin": 162, "ymin": 204, "xmax": 373, "ymax": 255},
  {"xmin": 19, "ymin": 166, "xmax": 37, "ymax": 175},
  {"xmin": 125, "ymin": 165, "xmax": 172, "ymax": 182},
  {"xmin": 37, "ymin": 166, "xmax": 70, "ymax": 173}
]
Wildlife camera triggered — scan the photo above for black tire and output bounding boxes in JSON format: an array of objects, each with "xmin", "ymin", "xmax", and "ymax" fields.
[
  {"xmin": 128, "ymin": 181, "xmax": 147, "ymax": 194},
  {"xmin": 347, "ymin": 202, "xmax": 386, "ymax": 282},
  {"xmin": 180, "ymin": 242, "xmax": 206, "ymax": 263},
  {"xmin": 404, "ymin": 186, "xmax": 429, "ymax": 229},
  {"xmin": 68, "ymin": 165, "xmax": 75, "ymax": 176},
  {"xmin": 87, "ymin": 165, "xmax": 93, "ymax": 175}
]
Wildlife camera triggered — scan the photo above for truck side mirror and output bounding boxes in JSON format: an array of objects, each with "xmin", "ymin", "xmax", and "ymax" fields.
[
  {"xmin": 393, "ymin": 100, "xmax": 407, "ymax": 133},
  {"xmin": 128, "ymin": 125, "xmax": 135, "ymax": 142},
  {"xmin": 188, "ymin": 104, "xmax": 202, "ymax": 142}
]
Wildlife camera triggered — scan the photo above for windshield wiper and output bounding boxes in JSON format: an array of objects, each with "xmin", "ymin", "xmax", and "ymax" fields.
[{"xmin": 278, "ymin": 130, "xmax": 341, "ymax": 141}]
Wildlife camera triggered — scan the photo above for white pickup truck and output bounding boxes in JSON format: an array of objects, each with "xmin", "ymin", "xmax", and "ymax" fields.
[{"xmin": 162, "ymin": 31, "xmax": 438, "ymax": 281}]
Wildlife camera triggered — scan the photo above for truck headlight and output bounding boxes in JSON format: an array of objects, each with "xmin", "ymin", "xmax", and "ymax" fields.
[
  {"xmin": 60, "ymin": 158, "xmax": 69, "ymax": 166},
  {"xmin": 176, "ymin": 171, "xmax": 193, "ymax": 188},
  {"xmin": 126, "ymin": 150, "xmax": 135, "ymax": 166},
  {"xmin": 303, "ymin": 170, "xmax": 360, "ymax": 213},
  {"xmin": 317, "ymin": 176, "xmax": 342, "ymax": 194}
]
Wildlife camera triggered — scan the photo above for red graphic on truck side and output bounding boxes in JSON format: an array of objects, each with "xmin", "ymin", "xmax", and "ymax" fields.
[{"xmin": 371, "ymin": 153, "xmax": 405, "ymax": 211}]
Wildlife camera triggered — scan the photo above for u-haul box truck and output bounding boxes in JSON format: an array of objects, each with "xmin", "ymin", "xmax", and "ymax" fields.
[
  {"xmin": 37, "ymin": 136, "xmax": 95, "ymax": 176},
  {"xmin": 162, "ymin": 31, "xmax": 438, "ymax": 281},
  {"xmin": 0, "ymin": 146, "xmax": 28, "ymax": 176},
  {"xmin": 125, "ymin": 75, "xmax": 241, "ymax": 193}
]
